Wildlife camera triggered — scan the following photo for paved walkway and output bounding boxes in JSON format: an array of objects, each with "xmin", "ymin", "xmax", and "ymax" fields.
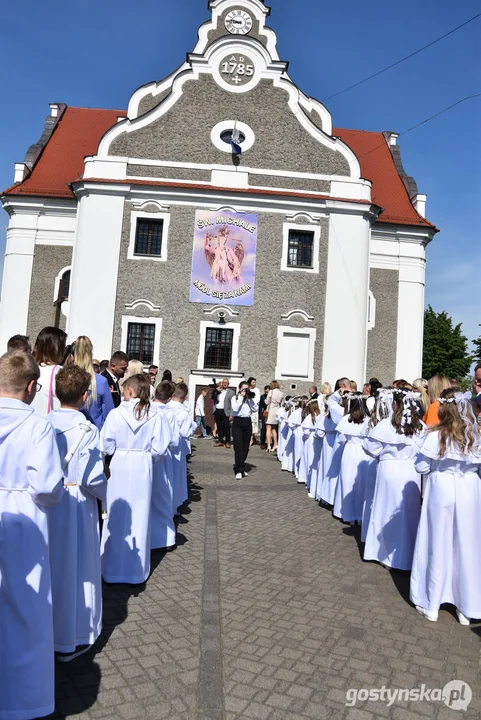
[{"xmin": 50, "ymin": 441, "xmax": 480, "ymax": 720}]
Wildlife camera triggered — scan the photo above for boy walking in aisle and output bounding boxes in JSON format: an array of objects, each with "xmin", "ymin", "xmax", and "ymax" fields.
[
  {"xmin": 48, "ymin": 365, "xmax": 108, "ymax": 662},
  {"xmin": 194, "ymin": 388, "xmax": 209, "ymax": 438},
  {"xmin": 0, "ymin": 352, "xmax": 63, "ymax": 720}
]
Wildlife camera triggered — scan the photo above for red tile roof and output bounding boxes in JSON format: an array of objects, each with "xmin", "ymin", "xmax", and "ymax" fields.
[
  {"xmin": 333, "ymin": 127, "xmax": 435, "ymax": 229},
  {"xmin": 2, "ymin": 106, "xmax": 435, "ymax": 229}
]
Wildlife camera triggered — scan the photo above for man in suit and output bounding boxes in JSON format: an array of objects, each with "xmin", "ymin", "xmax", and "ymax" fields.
[{"xmin": 101, "ymin": 351, "xmax": 128, "ymax": 407}]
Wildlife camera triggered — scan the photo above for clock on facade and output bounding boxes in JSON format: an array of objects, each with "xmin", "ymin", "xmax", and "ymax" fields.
[{"xmin": 225, "ymin": 9, "xmax": 253, "ymax": 35}]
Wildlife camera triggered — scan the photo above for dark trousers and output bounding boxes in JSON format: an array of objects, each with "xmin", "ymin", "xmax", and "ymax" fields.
[
  {"xmin": 215, "ymin": 409, "xmax": 231, "ymax": 445},
  {"xmin": 232, "ymin": 417, "xmax": 252, "ymax": 474},
  {"xmin": 260, "ymin": 418, "xmax": 267, "ymax": 446}
]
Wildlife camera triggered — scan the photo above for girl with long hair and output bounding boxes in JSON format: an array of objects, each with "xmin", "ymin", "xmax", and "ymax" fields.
[
  {"xmin": 412, "ymin": 378, "xmax": 429, "ymax": 414},
  {"xmin": 363, "ymin": 390, "xmax": 424, "ymax": 569},
  {"xmin": 411, "ymin": 388, "xmax": 481, "ymax": 624},
  {"xmin": 301, "ymin": 401, "xmax": 322, "ymax": 499},
  {"xmin": 333, "ymin": 393, "xmax": 375, "ymax": 524},
  {"xmin": 100, "ymin": 374, "xmax": 171, "ymax": 584},
  {"xmin": 73, "ymin": 336, "xmax": 114, "ymax": 429},
  {"xmin": 31, "ymin": 326, "xmax": 67, "ymax": 415},
  {"xmin": 315, "ymin": 395, "xmax": 344, "ymax": 507},
  {"xmin": 423, "ymin": 374, "xmax": 451, "ymax": 426}
]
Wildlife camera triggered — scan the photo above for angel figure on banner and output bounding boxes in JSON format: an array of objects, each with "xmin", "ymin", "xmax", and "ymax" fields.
[{"xmin": 204, "ymin": 226, "xmax": 245, "ymax": 286}]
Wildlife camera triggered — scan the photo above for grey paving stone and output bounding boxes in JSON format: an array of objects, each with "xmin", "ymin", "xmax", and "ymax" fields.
[{"xmin": 42, "ymin": 441, "xmax": 480, "ymax": 720}]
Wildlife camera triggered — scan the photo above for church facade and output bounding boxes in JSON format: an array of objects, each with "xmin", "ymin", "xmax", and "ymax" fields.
[{"xmin": 0, "ymin": 0, "xmax": 437, "ymax": 396}]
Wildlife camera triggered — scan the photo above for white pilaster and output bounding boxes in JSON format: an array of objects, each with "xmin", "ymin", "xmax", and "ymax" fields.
[
  {"xmin": 0, "ymin": 214, "xmax": 37, "ymax": 352},
  {"xmin": 395, "ymin": 256, "xmax": 426, "ymax": 381},
  {"xmin": 321, "ymin": 212, "xmax": 371, "ymax": 386},
  {"xmin": 67, "ymin": 190, "xmax": 126, "ymax": 359}
]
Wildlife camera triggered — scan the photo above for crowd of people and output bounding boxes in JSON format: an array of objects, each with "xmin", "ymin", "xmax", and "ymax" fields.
[
  {"xmin": 0, "ymin": 328, "xmax": 196, "ymax": 720},
  {"xmin": 1, "ymin": 326, "xmax": 481, "ymax": 720},
  {"xmin": 264, "ymin": 372, "xmax": 481, "ymax": 629}
]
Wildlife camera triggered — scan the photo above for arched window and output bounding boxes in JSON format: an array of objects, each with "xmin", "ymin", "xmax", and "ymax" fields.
[{"xmin": 59, "ymin": 270, "xmax": 70, "ymax": 301}]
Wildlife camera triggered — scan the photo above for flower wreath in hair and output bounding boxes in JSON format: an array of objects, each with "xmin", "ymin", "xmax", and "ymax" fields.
[
  {"xmin": 376, "ymin": 388, "xmax": 394, "ymax": 422},
  {"xmin": 438, "ymin": 391, "xmax": 471, "ymax": 405},
  {"xmin": 438, "ymin": 391, "xmax": 481, "ymax": 453},
  {"xmin": 396, "ymin": 390, "xmax": 421, "ymax": 427}
]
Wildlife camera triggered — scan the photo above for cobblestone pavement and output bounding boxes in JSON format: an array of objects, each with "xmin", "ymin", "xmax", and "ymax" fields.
[{"xmin": 48, "ymin": 440, "xmax": 480, "ymax": 720}]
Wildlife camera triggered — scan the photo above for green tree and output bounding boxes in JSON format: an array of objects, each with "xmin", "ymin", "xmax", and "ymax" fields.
[
  {"xmin": 472, "ymin": 325, "xmax": 481, "ymax": 365},
  {"xmin": 422, "ymin": 306, "xmax": 473, "ymax": 379}
]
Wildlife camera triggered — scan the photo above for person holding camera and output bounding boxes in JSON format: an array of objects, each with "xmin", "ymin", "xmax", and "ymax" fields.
[{"xmin": 231, "ymin": 381, "xmax": 259, "ymax": 479}]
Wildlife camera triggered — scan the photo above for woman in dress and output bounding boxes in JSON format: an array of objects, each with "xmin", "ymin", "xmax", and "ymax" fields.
[
  {"xmin": 411, "ymin": 388, "xmax": 481, "ymax": 624},
  {"xmin": 363, "ymin": 390, "xmax": 424, "ymax": 569},
  {"xmin": 31, "ymin": 326, "xmax": 67, "ymax": 416},
  {"xmin": 73, "ymin": 336, "xmax": 114, "ymax": 430},
  {"xmin": 265, "ymin": 380, "xmax": 284, "ymax": 452}
]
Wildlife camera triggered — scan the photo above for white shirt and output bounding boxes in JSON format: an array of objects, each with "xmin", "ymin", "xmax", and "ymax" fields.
[
  {"xmin": 231, "ymin": 394, "xmax": 259, "ymax": 418},
  {"xmin": 195, "ymin": 395, "xmax": 205, "ymax": 416},
  {"xmin": 216, "ymin": 389, "xmax": 227, "ymax": 410}
]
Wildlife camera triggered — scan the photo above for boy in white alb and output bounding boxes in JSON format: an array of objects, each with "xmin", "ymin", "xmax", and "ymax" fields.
[
  {"xmin": 195, "ymin": 388, "xmax": 209, "ymax": 438},
  {"xmin": 0, "ymin": 352, "xmax": 63, "ymax": 720},
  {"xmin": 48, "ymin": 365, "xmax": 108, "ymax": 662},
  {"xmin": 151, "ymin": 380, "xmax": 178, "ymax": 550}
]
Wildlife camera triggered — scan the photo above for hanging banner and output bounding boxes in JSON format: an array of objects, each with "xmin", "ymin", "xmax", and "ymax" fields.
[{"xmin": 189, "ymin": 210, "xmax": 258, "ymax": 306}]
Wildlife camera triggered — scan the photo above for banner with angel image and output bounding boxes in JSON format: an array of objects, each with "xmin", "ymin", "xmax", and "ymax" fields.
[{"xmin": 189, "ymin": 210, "xmax": 258, "ymax": 306}]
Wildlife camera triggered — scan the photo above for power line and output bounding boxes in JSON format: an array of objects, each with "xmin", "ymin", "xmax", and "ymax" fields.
[
  {"xmin": 325, "ymin": 12, "xmax": 481, "ymax": 101},
  {"xmin": 350, "ymin": 94, "xmax": 481, "ymax": 162}
]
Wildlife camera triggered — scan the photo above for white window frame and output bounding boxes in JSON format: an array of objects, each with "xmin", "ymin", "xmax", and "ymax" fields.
[
  {"xmin": 127, "ymin": 211, "xmax": 170, "ymax": 262},
  {"xmin": 281, "ymin": 222, "xmax": 320, "ymax": 274},
  {"xmin": 120, "ymin": 315, "xmax": 163, "ymax": 367},
  {"xmin": 197, "ymin": 320, "xmax": 240, "ymax": 372},
  {"xmin": 274, "ymin": 325, "xmax": 317, "ymax": 382}
]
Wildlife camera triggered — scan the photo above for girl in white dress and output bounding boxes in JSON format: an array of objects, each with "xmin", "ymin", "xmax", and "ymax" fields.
[
  {"xmin": 411, "ymin": 388, "xmax": 481, "ymax": 624},
  {"xmin": 333, "ymin": 394, "xmax": 375, "ymax": 523},
  {"xmin": 361, "ymin": 388, "xmax": 394, "ymax": 541},
  {"xmin": 101, "ymin": 374, "xmax": 170, "ymax": 584},
  {"xmin": 281, "ymin": 399, "xmax": 296, "ymax": 472},
  {"xmin": 31, "ymin": 326, "xmax": 68, "ymax": 416},
  {"xmin": 316, "ymin": 396, "xmax": 344, "ymax": 506},
  {"xmin": 363, "ymin": 390, "xmax": 423, "ymax": 569},
  {"xmin": 276, "ymin": 402, "xmax": 288, "ymax": 462},
  {"xmin": 301, "ymin": 401, "xmax": 322, "ymax": 498}
]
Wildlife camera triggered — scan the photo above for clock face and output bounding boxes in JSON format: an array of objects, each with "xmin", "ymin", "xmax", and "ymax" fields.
[{"xmin": 225, "ymin": 9, "xmax": 253, "ymax": 35}]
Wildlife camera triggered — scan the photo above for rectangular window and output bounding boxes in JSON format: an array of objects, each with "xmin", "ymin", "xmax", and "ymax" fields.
[
  {"xmin": 134, "ymin": 219, "xmax": 164, "ymax": 256},
  {"xmin": 126, "ymin": 322, "xmax": 156, "ymax": 365},
  {"xmin": 287, "ymin": 229, "xmax": 314, "ymax": 268},
  {"xmin": 275, "ymin": 326, "xmax": 317, "ymax": 381},
  {"xmin": 204, "ymin": 328, "xmax": 234, "ymax": 370}
]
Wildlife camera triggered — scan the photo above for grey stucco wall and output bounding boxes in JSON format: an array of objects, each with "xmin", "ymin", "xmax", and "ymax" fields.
[
  {"xmin": 137, "ymin": 88, "xmax": 171, "ymax": 118},
  {"xmin": 110, "ymin": 76, "xmax": 350, "ymax": 180},
  {"xmin": 366, "ymin": 268, "xmax": 399, "ymax": 385},
  {"xmin": 112, "ymin": 202, "xmax": 328, "ymax": 395},
  {"xmin": 127, "ymin": 165, "xmax": 211, "ymax": 182},
  {"xmin": 27, "ymin": 245, "xmax": 73, "ymax": 341},
  {"xmin": 249, "ymin": 175, "xmax": 330, "ymax": 193}
]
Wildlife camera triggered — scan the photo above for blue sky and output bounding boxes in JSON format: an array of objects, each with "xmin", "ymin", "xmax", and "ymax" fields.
[{"xmin": 0, "ymin": 0, "xmax": 480, "ymax": 349}]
